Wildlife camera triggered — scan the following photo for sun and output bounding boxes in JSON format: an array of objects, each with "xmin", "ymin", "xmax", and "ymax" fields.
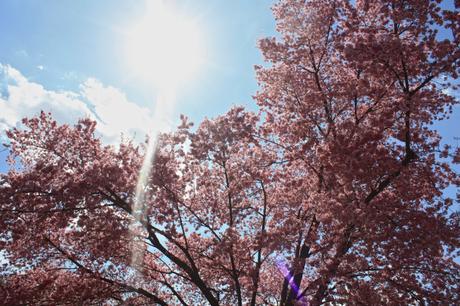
[{"xmin": 124, "ymin": 0, "xmax": 204, "ymax": 90}]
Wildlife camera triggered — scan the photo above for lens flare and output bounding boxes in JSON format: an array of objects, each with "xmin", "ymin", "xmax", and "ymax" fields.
[
  {"xmin": 130, "ymin": 91, "xmax": 174, "ymax": 278},
  {"xmin": 276, "ymin": 256, "xmax": 309, "ymax": 305}
]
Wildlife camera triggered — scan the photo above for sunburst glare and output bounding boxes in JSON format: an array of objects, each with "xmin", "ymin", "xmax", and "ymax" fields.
[{"xmin": 124, "ymin": 0, "xmax": 204, "ymax": 90}]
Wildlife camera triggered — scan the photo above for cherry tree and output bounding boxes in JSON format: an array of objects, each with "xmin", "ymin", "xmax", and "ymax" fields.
[
  {"xmin": 1, "ymin": 0, "xmax": 460, "ymax": 305},
  {"xmin": 254, "ymin": 0, "xmax": 460, "ymax": 304},
  {"xmin": 0, "ymin": 109, "xmax": 288, "ymax": 305}
]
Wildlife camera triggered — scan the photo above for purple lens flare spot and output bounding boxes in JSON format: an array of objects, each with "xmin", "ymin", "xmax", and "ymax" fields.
[{"xmin": 276, "ymin": 256, "xmax": 309, "ymax": 306}]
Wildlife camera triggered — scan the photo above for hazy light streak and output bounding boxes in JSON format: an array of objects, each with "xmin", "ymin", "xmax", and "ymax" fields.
[{"xmin": 130, "ymin": 91, "xmax": 174, "ymax": 277}]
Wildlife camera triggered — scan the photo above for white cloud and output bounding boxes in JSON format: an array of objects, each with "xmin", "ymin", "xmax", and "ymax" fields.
[
  {"xmin": 0, "ymin": 63, "xmax": 152, "ymax": 144},
  {"xmin": 15, "ymin": 49, "xmax": 28, "ymax": 58},
  {"xmin": 80, "ymin": 78, "xmax": 152, "ymax": 141},
  {"xmin": 36, "ymin": 65, "xmax": 44, "ymax": 71}
]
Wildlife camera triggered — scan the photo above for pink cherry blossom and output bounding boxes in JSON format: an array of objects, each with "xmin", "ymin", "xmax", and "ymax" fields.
[{"xmin": 1, "ymin": 0, "xmax": 459, "ymax": 305}]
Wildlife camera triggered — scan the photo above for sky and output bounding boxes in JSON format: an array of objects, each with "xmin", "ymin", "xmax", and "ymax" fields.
[
  {"xmin": 0, "ymin": 0, "xmax": 458, "ymax": 173},
  {"xmin": 0, "ymin": 0, "xmax": 278, "ymax": 171}
]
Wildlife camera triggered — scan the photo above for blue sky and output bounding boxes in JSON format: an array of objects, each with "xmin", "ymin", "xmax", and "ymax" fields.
[
  {"xmin": 0, "ymin": 0, "xmax": 278, "ymax": 171},
  {"xmin": 0, "ymin": 0, "xmax": 276, "ymax": 115},
  {"xmin": 0, "ymin": 0, "xmax": 458, "ymax": 174}
]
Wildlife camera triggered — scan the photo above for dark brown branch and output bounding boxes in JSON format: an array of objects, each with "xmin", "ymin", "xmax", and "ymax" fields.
[
  {"xmin": 250, "ymin": 180, "xmax": 269, "ymax": 306},
  {"xmin": 44, "ymin": 236, "xmax": 168, "ymax": 306}
]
